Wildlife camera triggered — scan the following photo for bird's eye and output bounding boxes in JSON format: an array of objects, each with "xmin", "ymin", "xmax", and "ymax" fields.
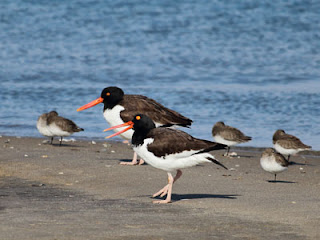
[
  {"xmin": 136, "ymin": 116, "xmax": 141, "ymax": 120},
  {"xmin": 106, "ymin": 92, "xmax": 110, "ymax": 96}
]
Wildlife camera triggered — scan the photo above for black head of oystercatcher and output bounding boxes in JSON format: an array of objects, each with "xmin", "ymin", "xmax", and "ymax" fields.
[
  {"xmin": 104, "ymin": 114, "xmax": 227, "ymax": 204},
  {"xmin": 77, "ymin": 86, "xmax": 192, "ymax": 165}
]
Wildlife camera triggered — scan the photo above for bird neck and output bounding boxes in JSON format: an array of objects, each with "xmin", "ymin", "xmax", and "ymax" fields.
[
  {"xmin": 132, "ymin": 128, "xmax": 151, "ymax": 146},
  {"xmin": 103, "ymin": 100, "xmax": 119, "ymax": 110}
]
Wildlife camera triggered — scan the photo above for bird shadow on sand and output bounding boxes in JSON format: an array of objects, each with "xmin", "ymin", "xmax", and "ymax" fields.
[
  {"xmin": 223, "ymin": 154, "xmax": 255, "ymax": 158},
  {"xmin": 235, "ymin": 155, "xmax": 254, "ymax": 158},
  {"xmin": 149, "ymin": 193, "xmax": 240, "ymax": 202},
  {"xmin": 289, "ymin": 161, "xmax": 308, "ymax": 166},
  {"xmin": 119, "ymin": 159, "xmax": 147, "ymax": 165},
  {"xmin": 51, "ymin": 143, "xmax": 81, "ymax": 148},
  {"xmin": 267, "ymin": 180, "xmax": 295, "ymax": 184},
  {"xmin": 119, "ymin": 159, "xmax": 132, "ymax": 163}
]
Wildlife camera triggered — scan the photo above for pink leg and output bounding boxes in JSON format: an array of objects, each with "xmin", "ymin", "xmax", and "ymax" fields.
[
  {"xmin": 152, "ymin": 185, "xmax": 169, "ymax": 198},
  {"xmin": 120, "ymin": 152, "xmax": 145, "ymax": 165},
  {"xmin": 138, "ymin": 158, "xmax": 145, "ymax": 165},
  {"xmin": 153, "ymin": 172, "xmax": 174, "ymax": 204},
  {"xmin": 152, "ymin": 170, "xmax": 182, "ymax": 203}
]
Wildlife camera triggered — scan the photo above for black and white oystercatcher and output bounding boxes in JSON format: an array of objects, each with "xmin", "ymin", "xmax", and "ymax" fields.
[
  {"xmin": 77, "ymin": 86, "xmax": 192, "ymax": 165},
  {"xmin": 273, "ymin": 129, "xmax": 311, "ymax": 161},
  {"xmin": 46, "ymin": 111, "xmax": 84, "ymax": 146},
  {"xmin": 212, "ymin": 121, "xmax": 252, "ymax": 156},
  {"xmin": 104, "ymin": 114, "xmax": 227, "ymax": 204}
]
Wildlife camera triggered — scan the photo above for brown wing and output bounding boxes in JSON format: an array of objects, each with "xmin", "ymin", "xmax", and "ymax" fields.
[
  {"xmin": 146, "ymin": 128, "xmax": 225, "ymax": 158},
  {"xmin": 48, "ymin": 116, "xmax": 83, "ymax": 132},
  {"xmin": 277, "ymin": 138, "xmax": 311, "ymax": 149},
  {"xmin": 277, "ymin": 133, "xmax": 311, "ymax": 149},
  {"xmin": 120, "ymin": 95, "xmax": 192, "ymax": 126},
  {"xmin": 219, "ymin": 126, "xmax": 252, "ymax": 142},
  {"xmin": 274, "ymin": 152, "xmax": 289, "ymax": 167}
]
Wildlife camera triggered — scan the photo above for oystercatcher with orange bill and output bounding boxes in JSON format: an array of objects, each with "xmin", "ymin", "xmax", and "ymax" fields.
[
  {"xmin": 77, "ymin": 86, "xmax": 192, "ymax": 165},
  {"xmin": 104, "ymin": 114, "xmax": 227, "ymax": 204}
]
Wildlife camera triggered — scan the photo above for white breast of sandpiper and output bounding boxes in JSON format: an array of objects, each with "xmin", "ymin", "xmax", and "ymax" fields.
[
  {"xmin": 260, "ymin": 156, "xmax": 288, "ymax": 174},
  {"xmin": 214, "ymin": 135, "xmax": 238, "ymax": 146},
  {"xmin": 103, "ymin": 105, "xmax": 133, "ymax": 140},
  {"xmin": 133, "ymin": 138, "xmax": 213, "ymax": 173},
  {"xmin": 37, "ymin": 118, "xmax": 53, "ymax": 137}
]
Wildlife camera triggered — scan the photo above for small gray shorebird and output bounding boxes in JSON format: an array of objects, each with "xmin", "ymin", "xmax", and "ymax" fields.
[
  {"xmin": 212, "ymin": 121, "xmax": 252, "ymax": 156},
  {"xmin": 104, "ymin": 114, "xmax": 228, "ymax": 204},
  {"xmin": 37, "ymin": 111, "xmax": 56, "ymax": 144},
  {"xmin": 46, "ymin": 111, "xmax": 84, "ymax": 146},
  {"xmin": 273, "ymin": 129, "xmax": 311, "ymax": 161},
  {"xmin": 77, "ymin": 86, "xmax": 192, "ymax": 165},
  {"xmin": 260, "ymin": 148, "xmax": 289, "ymax": 182}
]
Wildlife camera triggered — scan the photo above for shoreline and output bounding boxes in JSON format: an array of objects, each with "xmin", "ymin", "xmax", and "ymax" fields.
[
  {"xmin": 1, "ymin": 135, "xmax": 319, "ymax": 239},
  {"xmin": 2, "ymin": 134, "xmax": 319, "ymax": 156}
]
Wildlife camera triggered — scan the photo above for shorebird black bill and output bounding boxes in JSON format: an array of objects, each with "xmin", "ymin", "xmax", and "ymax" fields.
[{"xmin": 104, "ymin": 121, "xmax": 134, "ymax": 139}]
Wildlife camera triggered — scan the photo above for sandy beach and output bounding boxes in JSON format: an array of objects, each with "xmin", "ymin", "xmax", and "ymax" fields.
[{"xmin": 0, "ymin": 136, "xmax": 319, "ymax": 239}]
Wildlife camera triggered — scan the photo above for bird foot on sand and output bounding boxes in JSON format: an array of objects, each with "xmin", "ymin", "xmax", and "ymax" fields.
[
  {"xmin": 152, "ymin": 199, "xmax": 172, "ymax": 204},
  {"xmin": 122, "ymin": 140, "xmax": 130, "ymax": 145},
  {"xmin": 153, "ymin": 185, "xmax": 169, "ymax": 198}
]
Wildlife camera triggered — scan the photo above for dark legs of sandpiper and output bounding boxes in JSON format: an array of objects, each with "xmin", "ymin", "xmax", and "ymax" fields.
[
  {"xmin": 59, "ymin": 137, "xmax": 63, "ymax": 146},
  {"xmin": 224, "ymin": 146, "xmax": 230, "ymax": 156},
  {"xmin": 268, "ymin": 174, "xmax": 279, "ymax": 183}
]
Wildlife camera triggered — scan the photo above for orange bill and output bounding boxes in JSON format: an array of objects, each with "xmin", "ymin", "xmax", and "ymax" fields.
[
  {"xmin": 104, "ymin": 121, "xmax": 134, "ymax": 139},
  {"xmin": 77, "ymin": 97, "xmax": 103, "ymax": 112}
]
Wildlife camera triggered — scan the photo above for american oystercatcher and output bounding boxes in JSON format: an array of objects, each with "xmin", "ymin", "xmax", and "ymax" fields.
[
  {"xmin": 46, "ymin": 111, "xmax": 84, "ymax": 146},
  {"xmin": 260, "ymin": 148, "xmax": 289, "ymax": 182},
  {"xmin": 37, "ymin": 111, "xmax": 56, "ymax": 144},
  {"xmin": 273, "ymin": 129, "xmax": 311, "ymax": 161},
  {"xmin": 104, "ymin": 114, "xmax": 227, "ymax": 204},
  {"xmin": 212, "ymin": 121, "xmax": 252, "ymax": 156},
  {"xmin": 77, "ymin": 86, "xmax": 192, "ymax": 165}
]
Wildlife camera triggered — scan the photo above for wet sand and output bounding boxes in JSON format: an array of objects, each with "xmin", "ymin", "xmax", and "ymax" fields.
[{"xmin": 0, "ymin": 136, "xmax": 319, "ymax": 240}]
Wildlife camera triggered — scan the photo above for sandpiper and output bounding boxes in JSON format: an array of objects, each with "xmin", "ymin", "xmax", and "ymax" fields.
[
  {"xmin": 46, "ymin": 111, "xmax": 84, "ymax": 146},
  {"xmin": 260, "ymin": 148, "xmax": 289, "ymax": 182},
  {"xmin": 212, "ymin": 121, "xmax": 252, "ymax": 156},
  {"xmin": 273, "ymin": 129, "xmax": 311, "ymax": 161}
]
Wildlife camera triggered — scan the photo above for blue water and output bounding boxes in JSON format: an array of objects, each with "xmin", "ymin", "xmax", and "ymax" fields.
[{"xmin": 0, "ymin": 0, "xmax": 319, "ymax": 149}]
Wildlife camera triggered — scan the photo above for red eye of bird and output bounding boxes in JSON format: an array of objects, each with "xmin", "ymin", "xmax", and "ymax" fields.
[
  {"xmin": 106, "ymin": 92, "xmax": 110, "ymax": 96},
  {"xmin": 136, "ymin": 116, "xmax": 141, "ymax": 120}
]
